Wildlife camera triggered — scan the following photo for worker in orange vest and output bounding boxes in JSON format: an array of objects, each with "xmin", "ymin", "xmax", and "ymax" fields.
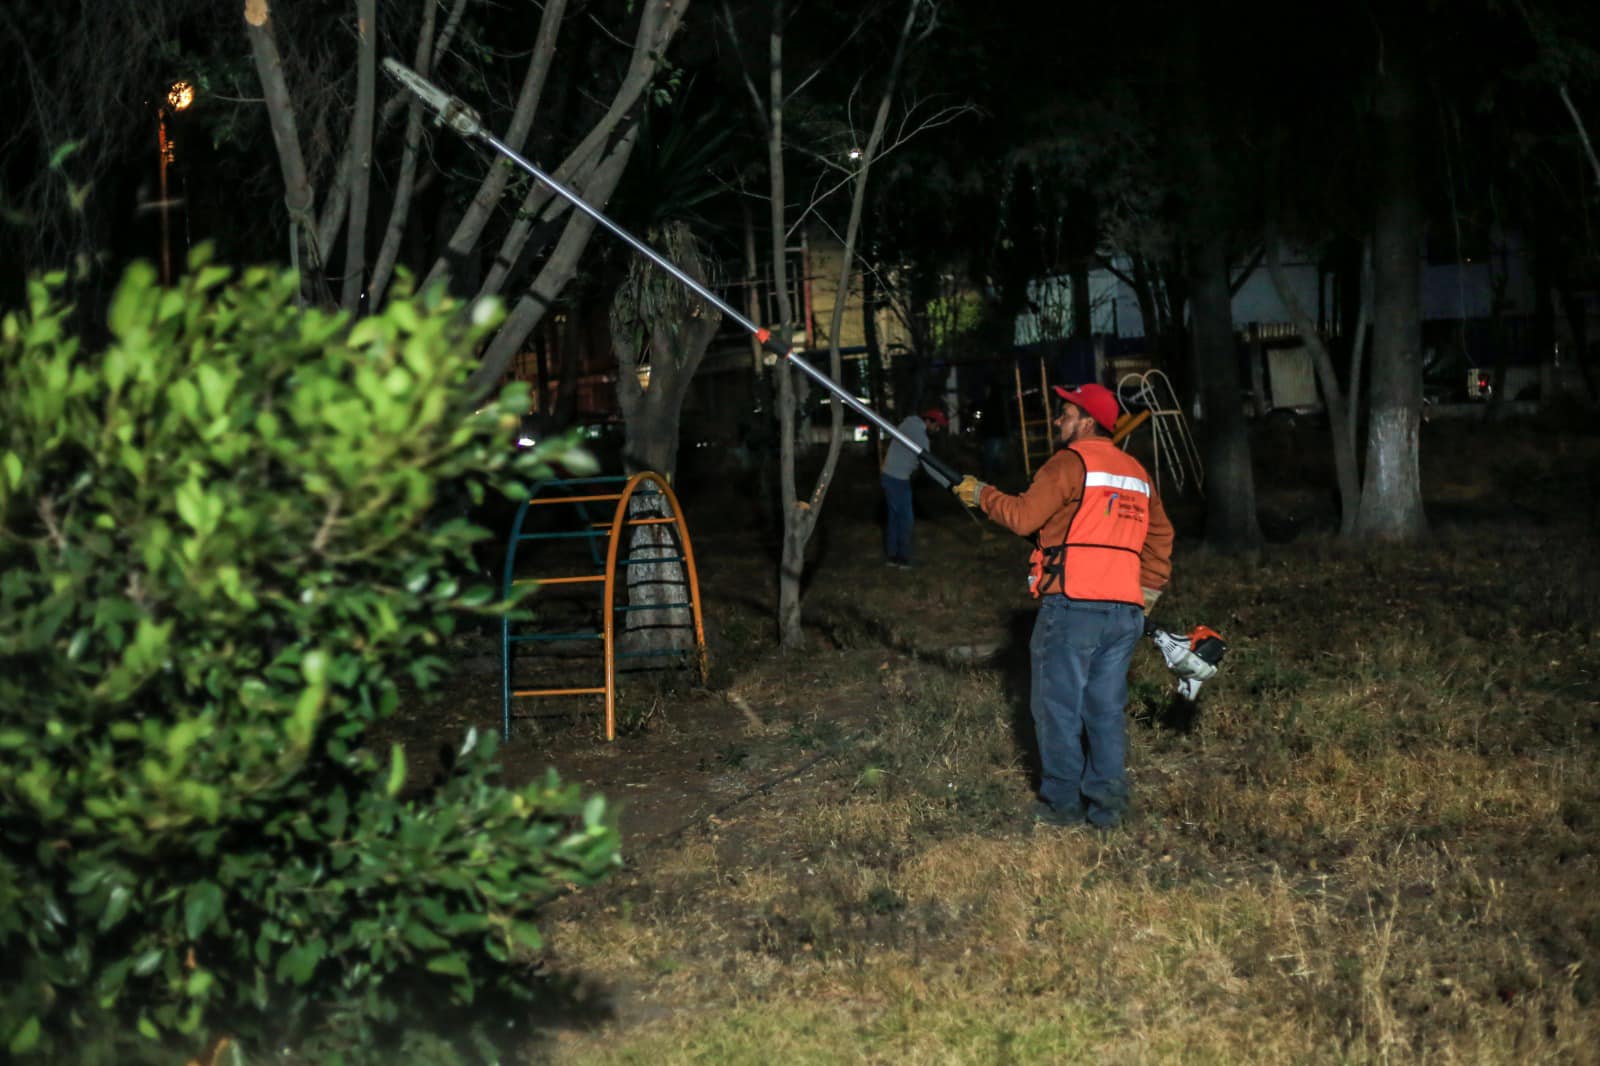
[{"xmin": 952, "ymin": 383, "xmax": 1174, "ymax": 830}]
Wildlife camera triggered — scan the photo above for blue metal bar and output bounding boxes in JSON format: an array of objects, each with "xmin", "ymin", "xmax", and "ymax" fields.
[
  {"xmin": 516, "ymin": 529, "xmax": 610, "ymax": 541},
  {"xmin": 535, "ymin": 476, "xmax": 630, "ymax": 488}
]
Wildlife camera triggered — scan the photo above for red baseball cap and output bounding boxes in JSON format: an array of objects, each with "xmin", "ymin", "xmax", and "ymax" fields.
[
  {"xmin": 1052, "ymin": 383, "xmax": 1119, "ymax": 433},
  {"xmin": 922, "ymin": 408, "xmax": 948, "ymax": 428}
]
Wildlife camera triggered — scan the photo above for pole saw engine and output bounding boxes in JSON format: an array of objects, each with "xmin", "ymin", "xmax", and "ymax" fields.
[{"xmin": 1146, "ymin": 620, "xmax": 1227, "ymax": 700}]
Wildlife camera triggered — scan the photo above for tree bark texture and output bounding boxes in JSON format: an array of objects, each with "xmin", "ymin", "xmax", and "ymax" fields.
[
  {"xmin": 467, "ymin": 123, "xmax": 641, "ymax": 398},
  {"xmin": 247, "ymin": 0, "xmax": 685, "ymax": 393},
  {"xmin": 315, "ymin": 0, "xmax": 470, "ymax": 259},
  {"xmin": 460, "ymin": 0, "xmax": 689, "ymax": 300},
  {"xmin": 340, "ymin": 0, "xmax": 376, "ymax": 314},
  {"xmin": 427, "ymin": 0, "xmax": 569, "ymax": 291},
  {"xmin": 613, "ymin": 281, "xmax": 710, "ymax": 661},
  {"xmin": 1189, "ymin": 240, "xmax": 1262, "ymax": 551},
  {"xmin": 1355, "ymin": 40, "xmax": 1429, "ymax": 542},
  {"xmin": 242, "ymin": 0, "xmax": 319, "ymax": 279},
  {"xmin": 367, "ymin": 0, "xmax": 437, "ymax": 307},
  {"xmin": 768, "ymin": 7, "xmax": 805, "ymax": 649}
]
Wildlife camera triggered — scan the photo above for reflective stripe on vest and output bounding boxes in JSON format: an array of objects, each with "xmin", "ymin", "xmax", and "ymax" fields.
[{"xmin": 1054, "ymin": 440, "xmax": 1151, "ymax": 605}]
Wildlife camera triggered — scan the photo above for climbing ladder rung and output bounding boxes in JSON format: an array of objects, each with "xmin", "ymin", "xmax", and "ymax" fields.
[
  {"xmin": 614, "ymin": 601, "xmax": 692, "ymax": 613},
  {"xmin": 589, "ymin": 515, "xmax": 676, "ymax": 528},
  {"xmin": 615, "ymin": 648, "xmax": 690, "ymax": 660},
  {"xmin": 512, "ymin": 574, "xmax": 606, "ymax": 587},
  {"xmin": 516, "ymin": 529, "xmax": 609, "ymax": 541},
  {"xmin": 526, "ymin": 492, "xmax": 624, "ymax": 506},
  {"xmin": 617, "ymin": 554, "xmax": 686, "ymax": 566},
  {"xmin": 508, "ymin": 632, "xmax": 602, "ymax": 643},
  {"xmin": 510, "ymin": 686, "xmax": 606, "ymax": 698}
]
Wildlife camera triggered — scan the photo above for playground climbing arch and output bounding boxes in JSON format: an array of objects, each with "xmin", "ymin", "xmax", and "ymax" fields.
[{"xmin": 499, "ymin": 471, "xmax": 708, "ymax": 742}]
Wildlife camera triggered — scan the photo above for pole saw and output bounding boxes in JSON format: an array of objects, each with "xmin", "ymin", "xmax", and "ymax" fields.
[
  {"xmin": 386, "ymin": 63, "xmax": 1221, "ymax": 692},
  {"xmin": 382, "ymin": 59, "xmax": 963, "ymax": 490}
]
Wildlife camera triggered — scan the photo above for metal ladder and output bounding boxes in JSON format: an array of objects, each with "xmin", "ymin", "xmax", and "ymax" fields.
[
  {"xmin": 1012, "ymin": 358, "xmax": 1054, "ymax": 478},
  {"xmin": 1115, "ymin": 369, "xmax": 1204, "ymax": 497}
]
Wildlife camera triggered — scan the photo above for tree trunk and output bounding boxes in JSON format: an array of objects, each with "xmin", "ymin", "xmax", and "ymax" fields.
[
  {"xmin": 609, "ymin": 225, "xmax": 722, "ymax": 659},
  {"xmin": 247, "ymin": 0, "xmax": 683, "ymax": 391},
  {"xmin": 772, "ymin": 0, "xmax": 923, "ymax": 650},
  {"xmin": 1556, "ymin": 280, "xmax": 1597, "ymax": 400},
  {"xmin": 769, "ymin": 7, "xmax": 804, "ymax": 649},
  {"xmin": 1355, "ymin": 41, "xmax": 1429, "ymax": 542},
  {"xmin": 339, "ymin": 0, "xmax": 376, "ymax": 314},
  {"xmin": 242, "ymin": 0, "xmax": 320, "ymax": 284},
  {"xmin": 1190, "ymin": 240, "xmax": 1262, "ymax": 550},
  {"xmin": 1348, "ymin": 246, "xmax": 1372, "ymax": 464},
  {"xmin": 1071, "ymin": 257, "xmax": 1092, "ymax": 340},
  {"xmin": 367, "ymin": 0, "xmax": 437, "ymax": 307},
  {"xmin": 315, "ymin": 0, "xmax": 470, "ymax": 258}
]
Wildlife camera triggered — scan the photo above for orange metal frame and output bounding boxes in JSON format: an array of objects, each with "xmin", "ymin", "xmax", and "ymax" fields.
[{"xmin": 504, "ymin": 471, "xmax": 708, "ymax": 741}]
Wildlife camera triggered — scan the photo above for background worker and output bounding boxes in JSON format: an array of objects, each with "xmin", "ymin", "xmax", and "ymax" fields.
[
  {"xmin": 881, "ymin": 407, "xmax": 947, "ymax": 568},
  {"xmin": 952, "ymin": 383, "xmax": 1173, "ymax": 829}
]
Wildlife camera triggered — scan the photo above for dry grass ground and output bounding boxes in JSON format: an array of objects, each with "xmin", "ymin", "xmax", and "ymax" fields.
[{"xmin": 490, "ymin": 411, "xmax": 1600, "ymax": 1064}]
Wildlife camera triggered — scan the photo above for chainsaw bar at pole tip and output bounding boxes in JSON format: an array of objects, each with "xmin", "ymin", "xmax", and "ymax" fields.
[{"xmin": 382, "ymin": 58, "xmax": 485, "ymax": 139}]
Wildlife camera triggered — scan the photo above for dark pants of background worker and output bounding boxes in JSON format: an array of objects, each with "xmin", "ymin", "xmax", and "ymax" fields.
[
  {"xmin": 1029, "ymin": 596, "xmax": 1144, "ymax": 827},
  {"xmin": 881, "ymin": 473, "xmax": 913, "ymax": 564}
]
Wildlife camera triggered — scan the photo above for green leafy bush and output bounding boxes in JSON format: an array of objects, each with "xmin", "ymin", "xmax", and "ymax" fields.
[{"xmin": 0, "ymin": 254, "xmax": 618, "ymax": 1062}]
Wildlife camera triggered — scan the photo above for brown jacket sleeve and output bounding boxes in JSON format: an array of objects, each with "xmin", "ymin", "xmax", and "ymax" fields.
[
  {"xmin": 1140, "ymin": 486, "xmax": 1174, "ymax": 591},
  {"xmin": 977, "ymin": 450, "xmax": 1085, "ymax": 538}
]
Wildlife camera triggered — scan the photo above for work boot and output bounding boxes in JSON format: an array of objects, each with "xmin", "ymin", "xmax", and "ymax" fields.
[{"xmin": 1029, "ymin": 799, "xmax": 1086, "ymax": 829}]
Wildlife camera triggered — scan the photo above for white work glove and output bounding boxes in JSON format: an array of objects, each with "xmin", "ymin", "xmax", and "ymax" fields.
[{"xmin": 953, "ymin": 475, "xmax": 986, "ymax": 509}]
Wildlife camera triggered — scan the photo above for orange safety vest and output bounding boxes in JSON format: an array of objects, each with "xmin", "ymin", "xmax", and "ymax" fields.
[{"xmin": 1029, "ymin": 439, "xmax": 1152, "ymax": 605}]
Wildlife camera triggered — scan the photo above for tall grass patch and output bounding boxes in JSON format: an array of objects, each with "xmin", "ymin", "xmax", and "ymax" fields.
[{"xmin": 537, "ymin": 473, "xmax": 1600, "ymax": 1062}]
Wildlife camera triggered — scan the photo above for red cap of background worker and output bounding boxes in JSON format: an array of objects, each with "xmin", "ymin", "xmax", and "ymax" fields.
[
  {"xmin": 922, "ymin": 408, "xmax": 949, "ymax": 428},
  {"xmin": 1051, "ymin": 383, "xmax": 1119, "ymax": 433}
]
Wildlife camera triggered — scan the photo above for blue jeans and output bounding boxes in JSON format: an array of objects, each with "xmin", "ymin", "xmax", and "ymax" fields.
[
  {"xmin": 881, "ymin": 474, "xmax": 913, "ymax": 562},
  {"xmin": 1029, "ymin": 596, "xmax": 1144, "ymax": 827}
]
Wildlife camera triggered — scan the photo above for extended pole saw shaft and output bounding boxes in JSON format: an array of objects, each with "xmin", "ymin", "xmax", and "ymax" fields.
[{"xmin": 383, "ymin": 59, "xmax": 961, "ymax": 489}]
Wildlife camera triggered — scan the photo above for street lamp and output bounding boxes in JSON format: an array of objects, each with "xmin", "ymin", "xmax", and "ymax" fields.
[{"xmin": 158, "ymin": 79, "xmax": 196, "ymax": 285}]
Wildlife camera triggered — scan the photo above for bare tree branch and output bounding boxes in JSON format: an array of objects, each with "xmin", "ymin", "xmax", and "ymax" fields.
[
  {"xmin": 243, "ymin": 0, "xmax": 321, "ymax": 279},
  {"xmin": 340, "ymin": 0, "xmax": 377, "ymax": 313},
  {"xmin": 467, "ymin": 121, "xmax": 642, "ymax": 397},
  {"xmin": 443, "ymin": 0, "xmax": 688, "ymax": 297},
  {"xmin": 717, "ymin": 0, "xmax": 770, "ymax": 134},
  {"xmin": 367, "ymin": 0, "xmax": 439, "ymax": 305},
  {"xmin": 427, "ymin": 0, "xmax": 570, "ymax": 289},
  {"xmin": 1558, "ymin": 84, "xmax": 1600, "ymax": 190},
  {"xmin": 316, "ymin": 0, "xmax": 470, "ymax": 257}
]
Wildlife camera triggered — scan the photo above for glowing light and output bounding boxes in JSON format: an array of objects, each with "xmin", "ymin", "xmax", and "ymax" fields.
[
  {"xmin": 167, "ymin": 81, "xmax": 196, "ymax": 112},
  {"xmin": 847, "ymin": 147, "xmax": 863, "ymax": 161}
]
